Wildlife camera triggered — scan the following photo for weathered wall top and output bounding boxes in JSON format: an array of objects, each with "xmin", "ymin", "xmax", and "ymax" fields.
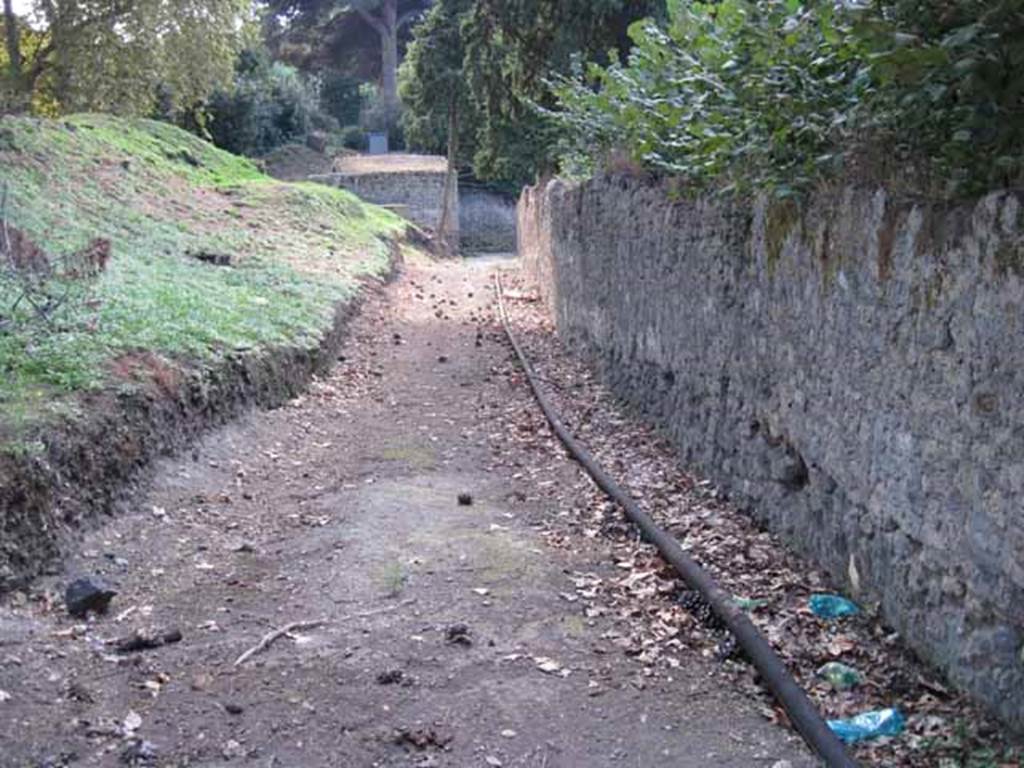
[{"xmin": 332, "ymin": 153, "xmax": 448, "ymax": 176}]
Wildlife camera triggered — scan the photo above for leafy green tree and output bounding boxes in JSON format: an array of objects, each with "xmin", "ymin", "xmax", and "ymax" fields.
[
  {"xmin": 399, "ymin": 0, "xmax": 471, "ymax": 248},
  {"xmin": 399, "ymin": 0, "xmax": 473, "ymax": 163},
  {"xmin": 2, "ymin": 0, "xmax": 252, "ymax": 115},
  {"xmin": 201, "ymin": 48, "xmax": 328, "ymax": 157},
  {"xmin": 3, "ymin": 0, "xmax": 20, "ymax": 91},
  {"xmin": 400, "ymin": 0, "xmax": 664, "ymax": 186},
  {"xmin": 467, "ymin": 0, "xmax": 666, "ymax": 182},
  {"xmin": 2, "ymin": 3, "xmax": 54, "ymax": 113}
]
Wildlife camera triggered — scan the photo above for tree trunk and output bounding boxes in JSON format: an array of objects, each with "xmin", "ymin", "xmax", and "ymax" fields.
[
  {"xmin": 3, "ymin": 0, "xmax": 22, "ymax": 90},
  {"xmin": 437, "ymin": 99, "xmax": 459, "ymax": 256},
  {"xmin": 379, "ymin": 0, "xmax": 399, "ymax": 112},
  {"xmin": 355, "ymin": 0, "xmax": 400, "ymax": 131}
]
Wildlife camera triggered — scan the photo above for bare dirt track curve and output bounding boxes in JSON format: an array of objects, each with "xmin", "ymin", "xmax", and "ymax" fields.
[{"xmin": 0, "ymin": 254, "xmax": 813, "ymax": 767}]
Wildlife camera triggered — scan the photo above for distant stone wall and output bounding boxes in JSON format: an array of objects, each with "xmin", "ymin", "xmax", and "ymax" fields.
[
  {"xmin": 314, "ymin": 168, "xmax": 516, "ymax": 253},
  {"xmin": 460, "ymin": 188, "xmax": 517, "ymax": 253},
  {"xmin": 313, "ymin": 170, "xmax": 451, "ymax": 233},
  {"xmin": 519, "ymin": 174, "xmax": 1024, "ymax": 730}
]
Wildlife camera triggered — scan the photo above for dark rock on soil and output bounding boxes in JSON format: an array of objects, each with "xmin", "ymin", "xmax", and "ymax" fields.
[
  {"xmin": 186, "ymin": 249, "xmax": 232, "ymax": 267},
  {"xmin": 64, "ymin": 576, "xmax": 117, "ymax": 617},
  {"xmin": 394, "ymin": 727, "xmax": 453, "ymax": 751},
  {"xmin": 120, "ymin": 739, "xmax": 158, "ymax": 765},
  {"xmin": 376, "ymin": 669, "xmax": 404, "ymax": 685},
  {"xmin": 37, "ymin": 751, "xmax": 78, "ymax": 768},
  {"xmin": 445, "ymin": 623, "xmax": 472, "ymax": 646}
]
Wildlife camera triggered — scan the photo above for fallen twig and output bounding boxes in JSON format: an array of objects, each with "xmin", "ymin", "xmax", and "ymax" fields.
[
  {"xmin": 114, "ymin": 605, "xmax": 138, "ymax": 623},
  {"xmin": 503, "ymin": 289, "xmax": 539, "ymax": 303},
  {"xmin": 233, "ymin": 600, "xmax": 417, "ymax": 667},
  {"xmin": 233, "ymin": 620, "xmax": 327, "ymax": 667},
  {"xmin": 337, "ymin": 598, "xmax": 415, "ymax": 623}
]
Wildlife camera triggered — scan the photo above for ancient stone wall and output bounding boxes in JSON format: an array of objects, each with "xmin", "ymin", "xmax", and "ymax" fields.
[
  {"xmin": 459, "ymin": 188, "xmax": 517, "ymax": 253},
  {"xmin": 314, "ymin": 166, "xmax": 515, "ymax": 253},
  {"xmin": 518, "ymin": 175, "xmax": 1024, "ymax": 728},
  {"xmin": 314, "ymin": 170, "xmax": 450, "ymax": 233}
]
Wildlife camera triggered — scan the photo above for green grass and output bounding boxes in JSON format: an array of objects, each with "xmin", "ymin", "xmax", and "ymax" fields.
[
  {"xmin": 377, "ymin": 560, "xmax": 408, "ymax": 598},
  {"xmin": 0, "ymin": 114, "xmax": 405, "ymax": 436}
]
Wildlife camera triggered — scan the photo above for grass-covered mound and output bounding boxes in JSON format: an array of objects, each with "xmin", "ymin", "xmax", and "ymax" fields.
[{"xmin": 0, "ymin": 114, "xmax": 404, "ymax": 442}]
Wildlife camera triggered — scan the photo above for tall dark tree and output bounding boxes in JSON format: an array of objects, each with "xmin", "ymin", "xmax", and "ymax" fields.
[
  {"xmin": 400, "ymin": 0, "xmax": 470, "ymax": 249},
  {"xmin": 266, "ymin": 0, "xmax": 431, "ymax": 118},
  {"xmin": 3, "ymin": 0, "xmax": 21, "ymax": 89},
  {"xmin": 351, "ymin": 0, "xmax": 427, "ymax": 110},
  {"xmin": 400, "ymin": 0, "xmax": 664, "ymax": 186},
  {"xmin": 400, "ymin": 0, "xmax": 472, "ymax": 159}
]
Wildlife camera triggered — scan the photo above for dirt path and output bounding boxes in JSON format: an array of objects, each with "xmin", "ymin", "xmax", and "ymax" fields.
[{"xmin": 0, "ymin": 255, "xmax": 813, "ymax": 767}]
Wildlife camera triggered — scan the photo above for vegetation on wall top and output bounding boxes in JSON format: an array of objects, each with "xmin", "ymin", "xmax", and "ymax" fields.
[{"xmin": 547, "ymin": 0, "xmax": 1024, "ymax": 199}]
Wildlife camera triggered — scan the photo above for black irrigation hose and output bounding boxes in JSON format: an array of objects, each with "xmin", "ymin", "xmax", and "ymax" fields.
[{"xmin": 494, "ymin": 274, "xmax": 858, "ymax": 768}]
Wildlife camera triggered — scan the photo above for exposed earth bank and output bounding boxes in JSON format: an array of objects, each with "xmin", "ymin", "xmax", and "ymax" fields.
[{"xmin": 0, "ymin": 260, "xmax": 399, "ymax": 594}]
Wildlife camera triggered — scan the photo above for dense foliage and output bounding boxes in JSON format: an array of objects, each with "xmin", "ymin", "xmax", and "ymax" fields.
[
  {"xmin": 399, "ymin": 0, "xmax": 473, "ymax": 163},
  {"xmin": 201, "ymin": 49, "xmax": 331, "ymax": 157},
  {"xmin": 319, "ymin": 71, "xmax": 364, "ymax": 127},
  {"xmin": 866, "ymin": 0, "xmax": 1024, "ymax": 194},
  {"xmin": 549, "ymin": 0, "xmax": 1024, "ymax": 197},
  {"xmin": 400, "ymin": 0, "xmax": 664, "ymax": 187},
  {"xmin": 1, "ymin": 0, "xmax": 251, "ymax": 116}
]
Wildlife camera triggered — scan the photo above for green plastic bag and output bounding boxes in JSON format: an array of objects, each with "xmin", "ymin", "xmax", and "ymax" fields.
[{"xmin": 817, "ymin": 661, "xmax": 863, "ymax": 690}]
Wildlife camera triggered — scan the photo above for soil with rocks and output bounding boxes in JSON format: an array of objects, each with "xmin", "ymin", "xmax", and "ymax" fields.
[{"xmin": 0, "ymin": 254, "xmax": 818, "ymax": 767}]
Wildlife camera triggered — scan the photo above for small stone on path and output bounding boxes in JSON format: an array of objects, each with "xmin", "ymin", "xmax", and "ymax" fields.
[
  {"xmin": 445, "ymin": 623, "xmax": 472, "ymax": 646},
  {"xmin": 64, "ymin": 576, "xmax": 117, "ymax": 618}
]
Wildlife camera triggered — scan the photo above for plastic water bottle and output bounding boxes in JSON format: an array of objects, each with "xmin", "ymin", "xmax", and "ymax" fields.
[
  {"xmin": 827, "ymin": 708, "xmax": 905, "ymax": 743},
  {"xmin": 809, "ymin": 593, "xmax": 860, "ymax": 619}
]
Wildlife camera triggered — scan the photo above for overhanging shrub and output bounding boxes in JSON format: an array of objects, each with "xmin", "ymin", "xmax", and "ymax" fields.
[{"xmin": 548, "ymin": 0, "xmax": 1024, "ymax": 198}]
